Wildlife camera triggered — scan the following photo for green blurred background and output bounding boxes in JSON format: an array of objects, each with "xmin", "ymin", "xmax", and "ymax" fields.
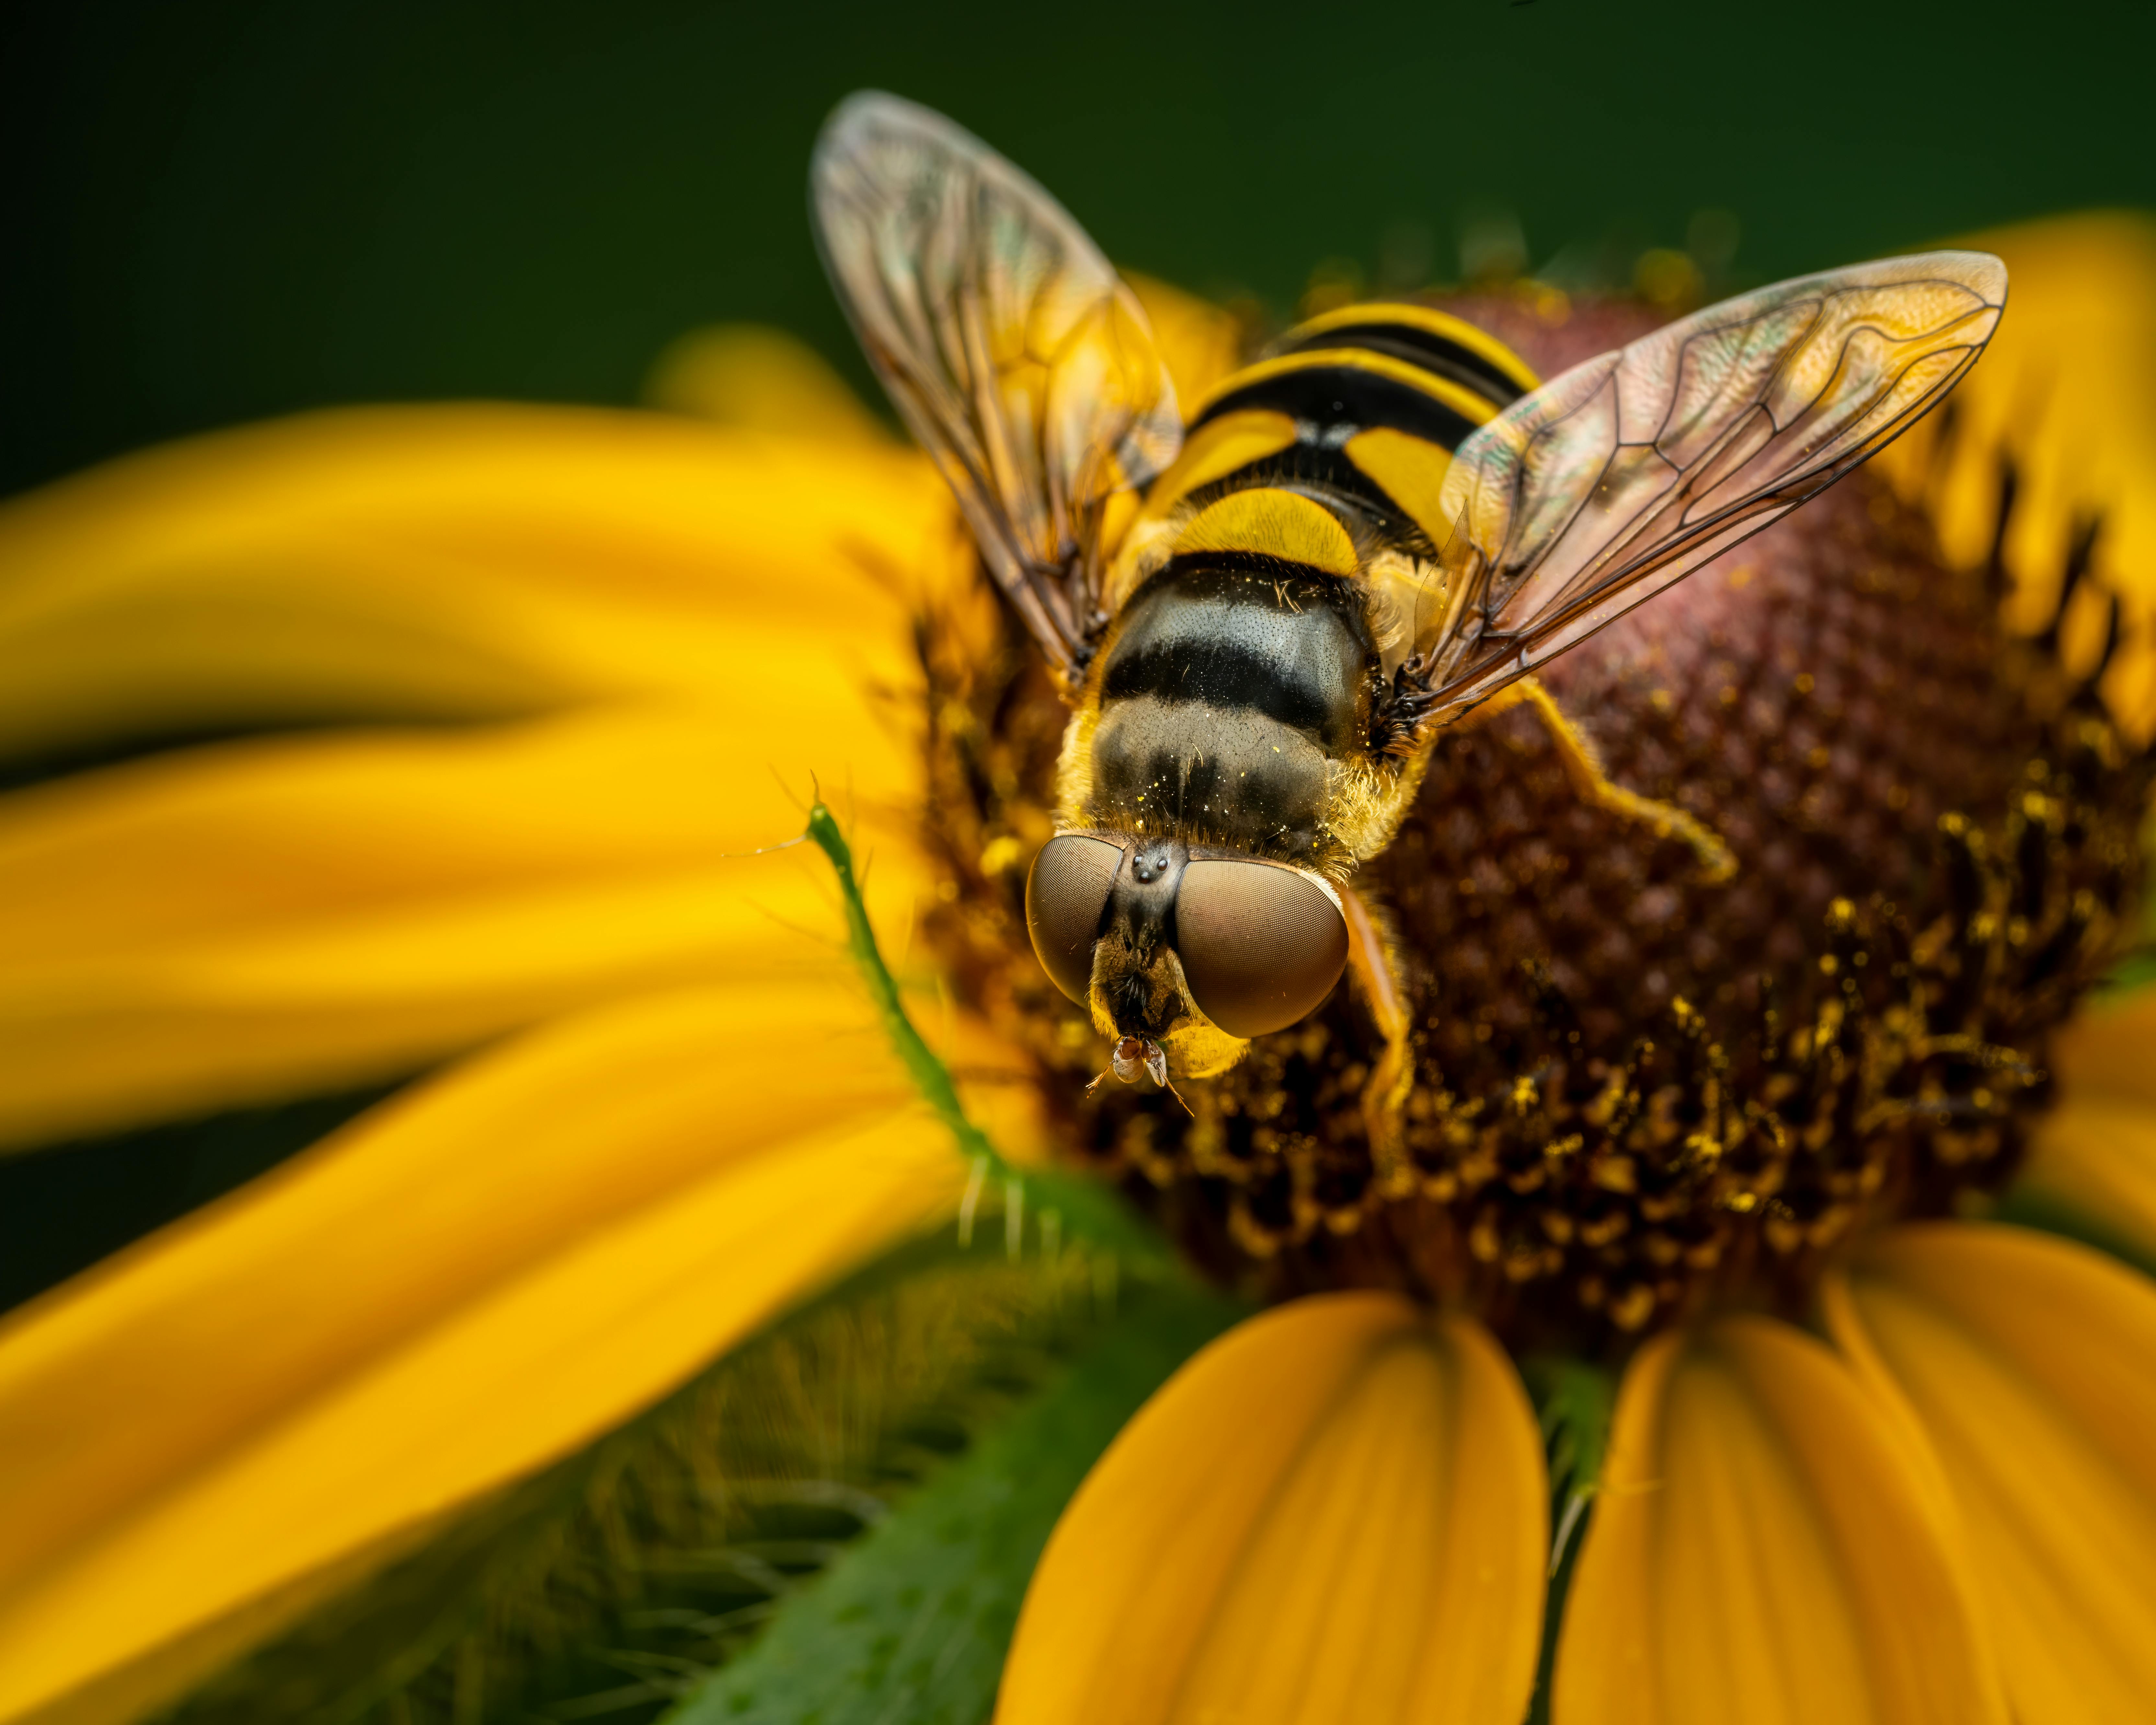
[
  {"xmin": 6, "ymin": 0, "xmax": 2155, "ymax": 504},
  {"xmin": 1, "ymin": 0, "xmax": 2152, "ymax": 1303}
]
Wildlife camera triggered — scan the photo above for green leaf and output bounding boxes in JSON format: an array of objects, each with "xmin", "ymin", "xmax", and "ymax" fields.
[{"xmin": 664, "ymin": 1275, "xmax": 1244, "ymax": 1725}]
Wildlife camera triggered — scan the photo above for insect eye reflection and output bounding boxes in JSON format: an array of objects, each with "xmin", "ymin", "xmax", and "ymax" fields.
[
  {"xmin": 1026, "ymin": 835, "xmax": 1349, "ymax": 1039},
  {"xmin": 1025, "ymin": 833, "xmax": 1121, "ymax": 1002}
]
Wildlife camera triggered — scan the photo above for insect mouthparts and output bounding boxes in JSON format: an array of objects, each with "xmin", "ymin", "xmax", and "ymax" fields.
[{"xmin": 1109, "ymin": 1035, "xmax": 1167, "ymax": 1088}]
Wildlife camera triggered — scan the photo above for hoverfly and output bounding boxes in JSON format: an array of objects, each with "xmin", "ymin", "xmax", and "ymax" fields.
[{"xmin": 811, "ymin": 90, "xmax": 2005, "ymax": 1122}]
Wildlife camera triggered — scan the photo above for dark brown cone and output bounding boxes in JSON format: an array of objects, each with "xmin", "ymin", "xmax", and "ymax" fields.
[{"xmin": 913, "ymin": 296, "xmax": 2153, "ymax": 1359}]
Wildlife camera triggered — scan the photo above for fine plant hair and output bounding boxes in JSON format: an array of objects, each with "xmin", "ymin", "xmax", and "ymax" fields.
[{"xmin": 163, "ymin": 1245, "xmax": 1107, "ymax": 1725}]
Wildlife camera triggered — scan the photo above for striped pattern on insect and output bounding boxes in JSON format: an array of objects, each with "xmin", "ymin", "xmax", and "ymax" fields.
[{"xmin": 811, "ymin": 90, "xmax": 2006, "ymax": 1137}]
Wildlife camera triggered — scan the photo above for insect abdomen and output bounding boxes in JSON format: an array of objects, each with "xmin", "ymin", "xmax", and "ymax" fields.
[
  {"xmin": 1101, "ymin": 564, "xmax": 1366, "ymax": 752},
  {"xmin": 1080, "ymin": 305, "xmax": 1544, "ymax": 860},
  {"xmin": 1088, "ymin": 559, "xmax": 1372, "ymax": 860}
]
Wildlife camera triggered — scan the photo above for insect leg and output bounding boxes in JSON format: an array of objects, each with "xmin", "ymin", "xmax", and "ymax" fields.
[
  {"xmin": 1464, "ymin": 678, "xmax": 1738, "ymax": 882},
  {"xmin": 1342, "ymin": 885, "xmax": 1416, "ymax": 1197}
]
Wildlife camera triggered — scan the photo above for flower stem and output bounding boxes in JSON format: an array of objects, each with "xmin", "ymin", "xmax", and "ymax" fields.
[{"xmin": 805, "ymin": 802, "xmax": 1166, "ymax": 1261}]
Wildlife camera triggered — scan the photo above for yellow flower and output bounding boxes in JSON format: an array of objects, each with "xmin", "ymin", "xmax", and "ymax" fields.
[
  {"xmin": 0, "ymin": 221, "xmax": 2151, "ymax": 1725},
  {"xmin": 0, "ymin": 400, "xmax": 998, "ymax": 1719}
]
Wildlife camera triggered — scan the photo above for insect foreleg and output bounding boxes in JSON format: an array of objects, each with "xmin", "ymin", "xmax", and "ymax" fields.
[
  {"xmin": 1370, "ymin": 653, "xmax": 1442, "ymax": 761},
  {"xmin": 1462, "ymin": 679, "xmax": 1738, "ymax": 883},
  {"xmin": 1342, "ymin": 885, "xmax": 1416, "ymax": 1196}
]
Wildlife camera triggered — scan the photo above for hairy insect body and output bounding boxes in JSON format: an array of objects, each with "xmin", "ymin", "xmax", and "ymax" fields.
[
  {"xmin": 1042, "ymin": 312, "xmax": 1537, "ymax": 1072},
  {"xmin": 813, "ymin": 91, "xmax": 2004, "ymax": 1090},
  {"xmin": 1075, "ymin": 306, "xmax": 1539, "ymax": 850},
  {"xmin": 1081, "ymin": 566, "xmax": 1369, "ymax": 861}
]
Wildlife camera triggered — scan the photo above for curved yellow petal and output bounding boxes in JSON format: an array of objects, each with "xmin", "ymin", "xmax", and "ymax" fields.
[
  {"xmin": 1827, "ymin": 1223, "xmax": 2156, "ymax": 1725},
  {"xmin": 643, "ymin": 323, "xmax": 896, "ymax": 445},
  {"xmin": 2049, "ymin": 988, "xmax": 2156, "ymax": 1110},
  {"xmin": 0, "ymin": 405, "xmax": 959, "ymax": 759},
  {"xmin": 1125, "ymin": 273, "xmax": 1246, "ymax": 410},
  {"xmin": 1877, "ymin": 213, "xmax": 2156, "ymax": 734},
  {"xmin": 2017, "ymin": 1095, "xmax": 2156, "ymax": 1265},
  {"xmin": 996, "ymin": 1292, "xmax": 1545, "ymax": 1725},
  {"xmin": 2011, "ymin": 993, "xmax": 2156, "ymax": 1262},
  {"xmin": 0, "ymin": 701, "xmax": 931, "ymax": 1149},
  {"xmin": 0, "ymin": 978, "xmax": 966, "ymax": 1724},
  {"xmin": 1554, "ymin": 1314, "xmax": 2005, "ymax": 1725}
]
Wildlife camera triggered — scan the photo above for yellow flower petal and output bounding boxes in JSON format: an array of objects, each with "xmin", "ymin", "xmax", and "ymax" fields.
[
  {"xmin": 643, "ymin": 322, "xmax": 897, "ymax": 445},
  {"xmin": 2017, "ymin": 1094, "xmax": 2156, "ymax": 1265},
  {"xmin": 2048, "ymin": 988, "xmax": 2156, "ymax": 1109},
  {"xmin": 1827, "ymin": 1223, "xmax": 2156, "ymax": 1725},
  {"xmin": 0, "ymin": 978, "xmax": 965, "ymax": 1724},
  {"xmin": 996, "ymin": 1292, "xmax": 1545, "ymax": 1725},
  {"xmin": 1125, "ymin": 273, "xmax": 1246, "ymax": 410},
  {"xmin": 0, "ymin": 701, "xmax": 931, "ymax": 1148},
  {"xmin": 0, "ymin": 405, "xmax": 958, "ymax": 760},
  {"xmin": 1554, "ymin": 1314, "xmax": 2005, "ymax": 1725},
  {"xmin": 1877, "ymin": 213, "xmax": 2156, "ymax": 734},
  {"xmin": 2010, "ymin": 996, "xmax": 2156, "ymax": 1263}
]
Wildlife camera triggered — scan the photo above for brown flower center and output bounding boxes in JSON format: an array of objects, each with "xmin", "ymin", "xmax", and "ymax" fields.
[{"xmin": 913, "ymin": 303, "xmax": 2152, "ymax": 1358}]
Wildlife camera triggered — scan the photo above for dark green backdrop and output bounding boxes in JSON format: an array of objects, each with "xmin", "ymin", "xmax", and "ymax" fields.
[{"xmin": 6, "ymin": 0, "xmax": 2155, "ymax": 502}]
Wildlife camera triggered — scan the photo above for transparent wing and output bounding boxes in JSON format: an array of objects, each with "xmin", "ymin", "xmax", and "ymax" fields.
[
  {"xmin": 811, "ymin": 91, "xmax": 1183, "ymax": 681},
  {"xmin": 1417, "ymin": 252, "xmax": 2008, "ymax": 719}
]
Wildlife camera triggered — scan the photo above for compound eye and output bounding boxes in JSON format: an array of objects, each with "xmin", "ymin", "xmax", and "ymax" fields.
[
  {"xmin": 1026, "ymin": 834, "xmax": 1124, "ymax": 1004},
  {"xmin": 1175, "ymin": 859, "xmax": 1349, "ymax": 1038}
]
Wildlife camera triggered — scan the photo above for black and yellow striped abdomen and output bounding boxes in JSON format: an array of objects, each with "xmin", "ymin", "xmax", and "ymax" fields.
[
  {"xmin": 1143, "ymin": 302, "xmax": 1540, "ymax": 558},
  {"xmin": 1080, "ymin": 305, "xmax": 1540, "ymax": 864}
]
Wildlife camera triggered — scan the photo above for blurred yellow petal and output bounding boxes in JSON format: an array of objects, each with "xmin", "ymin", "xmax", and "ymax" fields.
[
  {"xmin": 2047, "ymin": 987, "xmax": 2156, "ymax": 1109},
  {"xmin": 0, "ymin": 405, "xmax": 959, "ymax": 759},
  {"xmin": 1554, "ymin": 1315, "xmax": 2004, "ymax": 1725},
  {"xmin": 0, "ymin": 700, "xmax": 932, "ymax": 1148},
  {"xmin": 643, "ymin": 322, "xmax": 895, "ymax": 445},
  {"xmin": 1827, "ymin": 1224, "xmax": 2156, "ymax": 1725},
  {"xmin": 0, "ymin": 978, "xmax": 966, "ymax": 1724},
  {"xmin": 1878, "ymin": 213, "xmax": 2156, "ymax": 733},
  {"xmin": 2017, "ymin": 1096, "xmax": 2156, "ymax": 1265},
  {"xmin": 0, "ymin": 693, "xmax": 918, "ymax": 967},
  {"xmin": 2010, "ymin": 993, "xmax": 2156, "ymax": 1259},
  {"xmin": 1125, "ymin": 273, "xmax": 1246, "ymax": 410},
  {"xmin": 996, "ymin": 1292, "xmax": 1544, "ymax": 1725}
]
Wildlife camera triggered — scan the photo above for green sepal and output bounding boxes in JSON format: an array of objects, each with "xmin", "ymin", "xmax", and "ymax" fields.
[
  {"xmin": 1525, "ymin": 1354, "xmax": 1613, "ymax": 1576},
  {"xmin": 664, "ymin": 1274, "xmax": 1244, "ymax": 1725},
  {"xmin": 1520, "ymin": 1354, "xmax": 1615, "ymax": 1725}
]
